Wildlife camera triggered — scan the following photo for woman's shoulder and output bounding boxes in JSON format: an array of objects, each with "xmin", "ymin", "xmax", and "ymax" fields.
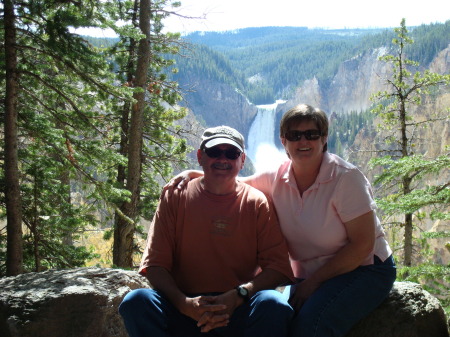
[
  {"xmin": 324, "ymin": 153, "xmax": 369, "ymax": 186},
  {"xmin": 327, "ymin": 153, "xmax": 357, "ymax": 171}
]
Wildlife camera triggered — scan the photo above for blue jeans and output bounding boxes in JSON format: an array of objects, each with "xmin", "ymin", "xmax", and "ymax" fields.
[
  {"xmin": 119, "ymin": 288, "xmax": 293, "ymax": 337},
  {"xmin": 288, "ymin": 255, "xmax": 396, "ymax": 337}
]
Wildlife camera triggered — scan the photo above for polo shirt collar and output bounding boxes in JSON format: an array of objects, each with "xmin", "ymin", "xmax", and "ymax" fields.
[
  {"xmin": 282, "ymin": 152, "xmax": 336, "ymax": 189},
  {"xmin": 316, "ymin": 152, "xmax": 336, "ymax": 184}
]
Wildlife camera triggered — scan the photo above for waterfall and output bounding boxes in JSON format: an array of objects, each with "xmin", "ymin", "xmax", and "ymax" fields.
[{"xmin": 247, "ymin": 101, "xmax": 287, "ymax": 173}]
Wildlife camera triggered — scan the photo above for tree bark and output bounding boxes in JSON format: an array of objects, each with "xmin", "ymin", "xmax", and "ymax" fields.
[
  {"xmin": 4, "ymin": 0, "xmax": 24, "ymax": 276},
  {"xmin": 113, "ymin": 0, "xmax": 151, "ymax": 268}
]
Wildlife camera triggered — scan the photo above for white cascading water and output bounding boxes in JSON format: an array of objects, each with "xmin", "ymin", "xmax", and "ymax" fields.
[{"xmin": 246, "ymin": 100, "xmax": 287, "ymax": 173}]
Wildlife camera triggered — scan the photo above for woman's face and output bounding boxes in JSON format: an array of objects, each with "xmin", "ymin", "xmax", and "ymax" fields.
[{"xmin": 281, "ymin": 120, "xmax": 327, "ymax": 164}]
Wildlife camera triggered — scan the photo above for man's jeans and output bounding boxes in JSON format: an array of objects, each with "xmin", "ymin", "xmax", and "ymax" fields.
[
  {"xmin": 287, "ymin": 255, "xmax": 396, "ymax": 337},
  {"xmin": 119, "ymin": 288, "xmax": 293, "ymax": 337}
]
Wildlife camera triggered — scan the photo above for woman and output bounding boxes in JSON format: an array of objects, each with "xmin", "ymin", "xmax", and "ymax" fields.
[{"xmin": 168, "ymin": 104, "xmax": 396, "ymax": 336}]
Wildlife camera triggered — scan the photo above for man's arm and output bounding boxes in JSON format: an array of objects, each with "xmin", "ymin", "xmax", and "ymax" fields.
[
  {"xmin": 197, "ymin": 268, "xmax": 290, "ymax": 332},
  {"xmin": 240, "ymin": 267, "xmax": 291, "ymax": 298}
]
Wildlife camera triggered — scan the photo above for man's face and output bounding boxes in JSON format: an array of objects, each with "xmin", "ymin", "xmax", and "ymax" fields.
[{"xmin": 197, "ymin": 144, "xmax": 245, "ymax": 180}]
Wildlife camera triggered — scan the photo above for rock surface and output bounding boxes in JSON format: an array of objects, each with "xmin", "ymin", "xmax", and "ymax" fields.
[
  {"xmin": 346, "ymin": 281, "xmax": 449, "ymax": 337},
  {"xmin": 0, "ymin": 267, "xmax": 150, "ymax": 337},
  {"xmin": 0, "ymin": 268, "xmax": 448, "ymax": 337}
]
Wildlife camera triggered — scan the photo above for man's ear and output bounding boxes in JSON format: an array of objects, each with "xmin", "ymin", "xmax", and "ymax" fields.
[
  {"xmin": 240, "ymin": 152, "xmax": 246, "ymax": 170},
  {"xmin": 197, "ymin": 149, "xmax": 203, "ymax": 165}
]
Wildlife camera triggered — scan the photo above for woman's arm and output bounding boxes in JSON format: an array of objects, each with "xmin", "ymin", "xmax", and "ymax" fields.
[
  {"xmin": 163, "ymin": 170, "xmax": 259, "ymax": 195},
  {"xmin": 162, "ymin": 170, "xmax": 203, "ymax": 196}
]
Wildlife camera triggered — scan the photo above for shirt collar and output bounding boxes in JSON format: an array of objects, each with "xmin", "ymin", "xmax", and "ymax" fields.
[
  {"xmin": 316, "ymin": 152, "xmax": 336, "ymax": 184},
  {"xmin": 281, "ymin": 152, "xmax": 336, "ymax": 188}
]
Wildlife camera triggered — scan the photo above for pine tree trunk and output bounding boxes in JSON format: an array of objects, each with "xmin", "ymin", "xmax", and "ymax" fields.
[
  {"xmin": 404, "ymin": 213, "xmax": 413, "ymax": 266},
  {"xmin": 4, "ymin": 0, "xmax": 23, "ymax": 276},
  {"xmin": 113, "ymin": 0, "xmax": 151, "ymax": 268}
]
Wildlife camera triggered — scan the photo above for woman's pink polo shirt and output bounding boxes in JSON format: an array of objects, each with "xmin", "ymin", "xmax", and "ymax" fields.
[{"xmin": 248, "ymin": 152, "xmax": 392, "ymax": 279}]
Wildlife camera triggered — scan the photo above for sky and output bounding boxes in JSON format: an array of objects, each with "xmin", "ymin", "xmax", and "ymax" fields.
[
  {"xmin": 164, "ymin": 0, "xmax": 449, "ymax": 33},
  {"xmin": 75, "ymin": 0, "xmax": 449, "ymax": 37}
]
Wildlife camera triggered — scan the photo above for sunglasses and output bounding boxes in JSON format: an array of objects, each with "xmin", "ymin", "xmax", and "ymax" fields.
[
  {"xmin": 284, "ymin": 129, "xmax": 322, "ymax": 141},
  {"xmin": 203, "ymin": 147, "xmax": 242, "ymax": 160}
]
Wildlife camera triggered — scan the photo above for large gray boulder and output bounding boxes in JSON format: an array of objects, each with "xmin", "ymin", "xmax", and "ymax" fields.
[
  {"xmin": 0, "ymin": 268, "xmax": 448, "ymax": 337},
  {"xmin": 346, "ymin": 281, "xmax": 449, "ymax": 337},
  {"xmin": 0, "ymin": 267, "xmax": 150, "ymax": 337}
]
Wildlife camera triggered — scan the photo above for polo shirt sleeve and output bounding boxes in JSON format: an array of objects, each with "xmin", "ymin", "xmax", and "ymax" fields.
[
  {"xmin": 255, "ymin": 198, "xmax": 295, "ymax": 282},
  {"xmin": 244, "ymin": 170, "xmax": 277, "ymax": 195},
  {"xmin": 139, "ymin": 190, "xmax": 178, "ymax": 276},
  {"xmin": 333, "ymin": 168, "xmax": 378, "ymax": 223}
]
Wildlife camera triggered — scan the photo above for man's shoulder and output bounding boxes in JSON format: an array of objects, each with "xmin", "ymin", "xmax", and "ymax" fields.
[
  {"xmin": 238, "ymin": 180, "xmax": 270, "ymax": 202},
  {"xmin": 160, "ymin": 178, "xmax": 200, "ymax": 204}
]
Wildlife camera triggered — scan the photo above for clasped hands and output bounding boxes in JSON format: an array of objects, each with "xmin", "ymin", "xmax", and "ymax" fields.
[{"xmin": 179, "ymin": 290, "xmax": 242, "ymax": 333}]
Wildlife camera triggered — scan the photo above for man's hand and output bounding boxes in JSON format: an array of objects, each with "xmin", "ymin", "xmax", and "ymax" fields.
[
  {"xmin": 197, "ymin": 290, "xmax": 244, "ymax": 333},
  {"xmin": 177, "ymin": 296, "xmax": 230, "ymax": 332}
]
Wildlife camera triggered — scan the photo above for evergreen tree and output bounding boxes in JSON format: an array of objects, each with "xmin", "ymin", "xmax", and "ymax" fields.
[
  {"xmin": 1, "ymin": 0, "xmax": 129, "ymax": 274},
  {"xmin": 106, "ymin": 0, "xmax": 188, "ymax": 268},
  {"xmin": 1, "ymin": 0, "xmax": 188, "ymax": 274},
  {"xmin": 3, "ymin": 0, "xmax": 23, "ymax": 276},
  {"xmin": 369, "ymin": 19, "xmax": 450, "ymax": 267}
]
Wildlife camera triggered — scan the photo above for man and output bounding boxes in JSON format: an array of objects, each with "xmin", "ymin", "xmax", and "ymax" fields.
[{"xmin": 119, "ymin": 126, "xmax": 294, "ymax": 337}]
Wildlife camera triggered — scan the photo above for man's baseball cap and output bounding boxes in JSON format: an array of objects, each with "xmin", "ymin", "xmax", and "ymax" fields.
[{"xmin": 200, "ymin": 126, "xmax": 245, "ymax": 152}]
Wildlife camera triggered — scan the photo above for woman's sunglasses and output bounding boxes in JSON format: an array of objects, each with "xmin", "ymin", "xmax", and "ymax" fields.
[
  {"xmin": 203, "ymin": 147, "xmax": 242, "ymax": 160},
  {"xmin": 284, "ymin": 129, "xmax": 322, "ymax": 141}
]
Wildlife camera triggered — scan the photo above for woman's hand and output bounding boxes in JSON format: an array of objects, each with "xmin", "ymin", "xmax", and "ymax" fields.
[
  {"xmin": 289, "ymin": 279, "xmax": 320, "ymax": 311},
  {"xmin": 161, "ymin": 170, "xmax": 203, "ymax": 197}
]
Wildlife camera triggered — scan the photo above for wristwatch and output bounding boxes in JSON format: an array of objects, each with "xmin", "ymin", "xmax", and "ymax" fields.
[{"xmin": 235, "ymin": 285, "xmax": 250, "ymax": 302}]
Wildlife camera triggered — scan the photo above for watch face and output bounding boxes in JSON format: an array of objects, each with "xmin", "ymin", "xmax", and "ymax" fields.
[{"xmin": 238, "ymin": 286, "xmax": 248, "ymax": 296}]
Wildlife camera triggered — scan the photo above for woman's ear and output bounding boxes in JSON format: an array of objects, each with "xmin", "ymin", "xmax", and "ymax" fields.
[{"xmin": 322, "ymin": 136, "xmax": 328, "ymax": 152}]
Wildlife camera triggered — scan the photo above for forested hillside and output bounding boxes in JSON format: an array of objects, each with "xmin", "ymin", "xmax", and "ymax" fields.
[
  {"xmin": 165, "ymin": 21, "xmax": 449, "ymax": 158},
  {"xmin": 171, "ymin": 22, "xmax": 450, "ymax": 104}
]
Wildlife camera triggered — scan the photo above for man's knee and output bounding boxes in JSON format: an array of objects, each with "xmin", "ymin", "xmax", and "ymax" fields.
[
  {"xmin": 252, "ymin": 289, "xmax": 294, "ymax": 317},
  {"xmin": 119, "ymin": 288, "xmax": 157, "ymax": 317}
]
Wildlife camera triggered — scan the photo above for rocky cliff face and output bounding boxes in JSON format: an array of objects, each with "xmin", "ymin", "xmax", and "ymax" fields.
[
  {"xmin": 326, "ymin": 47, "xmax": 393, "ymax": 113},
  {"xmin": 179, "ymin": 78, "xmax": 258, "ymax": 141},
  {"xmin": 282, "ymin": 47, "xmax": 393, "ymax": 114},
  {"xmin": 280, "ymin": 44, "xmax": 449, "ymax": 114},
  {"xmin": 179, "ymin": 45, "xmax": 449, "ymax": 164},
  {"xmin": 281, "ymin": 46, "xmax": 447, "ymax": 114},
  {"xmin": 341, "ymin": 46, "xmax": 450, "ymax": 186}
]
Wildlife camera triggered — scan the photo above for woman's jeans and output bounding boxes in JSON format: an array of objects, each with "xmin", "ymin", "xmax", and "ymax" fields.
[
  {"xmin": 287, "ymin": 255, "xmax": 396, "ymax": 337},
  {"xmin": 119, "ymin": 288, "xmax": 293, "ymax": 337}
]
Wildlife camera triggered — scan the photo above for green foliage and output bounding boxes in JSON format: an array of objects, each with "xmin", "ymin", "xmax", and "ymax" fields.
[
  {"xmin": 180, "ymin": 27, "xmax": 364, "ymax": 103},
  {"xmin": 327, "ymin": 110, "xmax": 375, "ymax": 155},
  {"xmin": 405, "ymin": 21, "xmax": 450, "ymax": 66},
  {"xmin": 175, "ymin": 23, "xmax": 449, "ymax": 104},
  {"xmin": 371, "ymin": 154, "xmax": 450, "ymax": 219},
  {"xmin": 0, "ymin": 0, "xmax": 129, "ymax": 274},
  {"xmin": 106, "ymin": 0, "xmax": 189, "ymax": 224},
  {"xmin": 1, "ymin": 0, "xmax": 189, "ymax": 274},
  {"xmin": 368, "ymin": 19, "xmax": 450, "ymax": 267}
]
